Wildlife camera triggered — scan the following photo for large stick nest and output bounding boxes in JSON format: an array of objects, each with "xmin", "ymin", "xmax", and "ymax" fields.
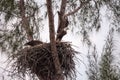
[{"xmin": 12, "ymin": 42, "xmax": 78, "ymax": 80}]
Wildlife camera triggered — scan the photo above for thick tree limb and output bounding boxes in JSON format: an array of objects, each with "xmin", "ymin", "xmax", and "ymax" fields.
[
  {"xmin": 64, "ymin": 0, "xmax": 91, "ymax": 17},
  {"xmin": 46, "ymin": 0, "xmax": 64, "ymax": 80},
  {"xmin": 57, "ymin": 0, "xmax": 67, "ymax": 33},
  {"xmin": 60, "ymin": 0, "xmax": 67, "ymax": 15},
  {"xmin": 56, "ymin": 0, "xmax": 68, "ymax": 41}
]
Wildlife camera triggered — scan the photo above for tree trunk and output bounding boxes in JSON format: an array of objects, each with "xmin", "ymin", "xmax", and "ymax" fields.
[
  {"xmin": 19, "ymin": 0, "xmax": 33, "ymax": 41},
  {"xmin": 46, "ymin": 0, "xmax": 64, "ymax": 80}
]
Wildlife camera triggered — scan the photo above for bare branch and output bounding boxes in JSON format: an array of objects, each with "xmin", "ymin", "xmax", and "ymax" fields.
[{"xmin": 64, "ymin": 0, "xmax": 91, "ymax": 17}]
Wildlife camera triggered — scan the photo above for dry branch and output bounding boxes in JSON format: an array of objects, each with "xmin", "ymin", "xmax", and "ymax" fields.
[{"xmin": 56, "ymin": 0, "xmax": 68, "ymax": 41}]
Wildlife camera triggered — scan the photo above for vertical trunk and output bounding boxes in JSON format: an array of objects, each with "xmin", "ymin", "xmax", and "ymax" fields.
[
  {"xmin": 19, "ymin": 0, "xmax": 33, "ymax": 41},
  {"xmin": 46, "ymin": 0, "xmax": 64, "ymax": 80}
]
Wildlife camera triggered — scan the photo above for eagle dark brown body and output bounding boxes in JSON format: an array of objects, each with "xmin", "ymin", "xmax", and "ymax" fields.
[{"xmin": 25, "ymin": 40, "xmax": 43, "ymax": 46}]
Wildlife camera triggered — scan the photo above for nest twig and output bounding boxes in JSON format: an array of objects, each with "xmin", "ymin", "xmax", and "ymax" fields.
[{"xmin": 12, "ymin": 42, "xmax": 78, "ymax": 80}]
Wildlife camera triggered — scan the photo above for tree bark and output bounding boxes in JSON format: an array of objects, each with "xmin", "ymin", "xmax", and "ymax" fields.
[
  {"xmin": 19, "ymin": 0, "xmax": 33, "ymax": 41},
  {"xmin": 46, "ymin": 0, "xmax": 64, "ymax": 80},
  {"xmin": 56, "ymin": 0, "xmax": 68, "ymax": 41},
  {"xmin": 56, "ymin": 0, "xmax": 91, "ymax": 41}
]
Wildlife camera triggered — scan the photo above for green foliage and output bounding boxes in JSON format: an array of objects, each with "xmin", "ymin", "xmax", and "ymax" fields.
[
  {"xmin": 99, "ymin": 29, "xmax": 119, "ymax": 80},
  {"xmin": 101, "ymin": 0, "xmax": 120, "ymax": 28},
  {"xmin": 0, "ymin": 0, "xmax": 42, "ymax": 55},
  {"xmin": 0, "ymin": 0, "xmax": 119, "ymax": 54},
  {"xmin": 0, "ymin": 23, "xmax": 26, "ymax": 54},
  {"xmin": 87, "ymin": 29, "xmax": 120, "ymax": 80},
  {"xmin": 65, "ymin": 0, "xmax": 119, "ymax": 45},
  {"xmin": 0, "ymin": 0, "xmax": 120, "ymax": 79},
  {"xmin": 0, "ymin": 0, "xmax": 18, "ymax": 22},
  {"xmin": 87, "ymin": 46, "xmax": 99, "ymax": 80}
]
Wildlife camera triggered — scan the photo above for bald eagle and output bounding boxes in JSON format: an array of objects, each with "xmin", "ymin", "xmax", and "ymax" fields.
[{"xmin": 24, "ymin": 40, "xmax": 43, "ymax": 47}]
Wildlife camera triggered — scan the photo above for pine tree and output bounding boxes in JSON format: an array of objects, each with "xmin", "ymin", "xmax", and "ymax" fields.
[
  {"xmin": 0, "ymin": 0, "xmax": 119, "ymax": 80},
  {"xmin": 99, "ymin": 29, "xmax": 119, "ymax": 80}
]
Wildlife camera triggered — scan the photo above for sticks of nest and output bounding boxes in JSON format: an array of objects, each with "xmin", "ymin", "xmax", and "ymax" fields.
[{"xmin": 12, "ymin": 42, "xmax": 78, "ymax": 80}]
